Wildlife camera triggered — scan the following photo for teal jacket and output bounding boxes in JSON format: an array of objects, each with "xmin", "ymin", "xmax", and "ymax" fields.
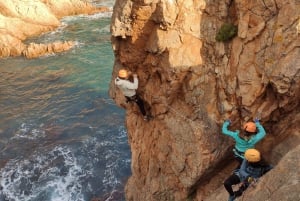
[{"xmin": 222, "ymin": 121, "xmax": 266, "ymax": 158}]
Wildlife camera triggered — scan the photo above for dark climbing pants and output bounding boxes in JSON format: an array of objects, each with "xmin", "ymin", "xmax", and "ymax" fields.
[
  {"xmin": 125, "ymin": 95, "xmax": 146, "ymax": 116},
  {"xmin": 224, "ymin": 174, "xmax": 241, "ymax": 196}
]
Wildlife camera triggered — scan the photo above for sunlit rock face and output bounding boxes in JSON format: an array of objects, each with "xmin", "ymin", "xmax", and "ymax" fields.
[
  {"xmin": 109, "ymin": 0, "xmax": 300, "ymax": 200},
  {"xmin": 0, "ymin": 0, "xmax": 109, "ymax": 58}
]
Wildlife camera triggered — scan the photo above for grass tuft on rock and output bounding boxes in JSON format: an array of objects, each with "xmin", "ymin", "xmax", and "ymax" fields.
[{"xmin": 216, "ymin": 23, "xmax": 238, "ymax": 42}]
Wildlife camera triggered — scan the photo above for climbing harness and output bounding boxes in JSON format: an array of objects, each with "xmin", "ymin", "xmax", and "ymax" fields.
[
  {"xmin": 125, "ymin": 95, "xmax": 138, "ymax": 103},
  {"xmin": 233, "ymin": 148, "xmax": 245, "ymax": 159}
]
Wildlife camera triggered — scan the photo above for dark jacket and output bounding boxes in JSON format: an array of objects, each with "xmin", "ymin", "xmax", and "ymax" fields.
[{"xmin": 237, "ymin": 158, "xmax": 273, "ymax": 181}]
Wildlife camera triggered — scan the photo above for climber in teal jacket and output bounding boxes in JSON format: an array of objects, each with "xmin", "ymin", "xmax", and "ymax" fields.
[{"xmin": 222, "ymin": 118, "xmax": 266, "ymax": 166}]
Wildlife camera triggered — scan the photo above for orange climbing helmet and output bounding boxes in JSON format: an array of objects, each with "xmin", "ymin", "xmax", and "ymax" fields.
[
  {"xmin": 243, "ymin": 122, "xmax": 256, "ymax": 133},
  {"xmin": 245, "ymin": 149, "xmax": 261, "ymax": 162},
  {"xmin": 118, "ymin": 69, "xmax": 128, "ymax": 78}
]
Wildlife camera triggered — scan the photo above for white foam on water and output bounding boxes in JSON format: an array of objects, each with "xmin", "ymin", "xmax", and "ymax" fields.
[
  {"xmin": 104, "ymin": 189, "xmax": 119, "ymax": 201},
  {"xmin": 103, "ymin": 152, "xmax": 121, "ymax": 189},
  {"xmin": 82, "ymin": 127, "xmax": 130, "ymax": 194},
  {"xmin": 30, "ymin": 10, "xmax": 112, "ymax": 43},
  {"xmin": 1, "ymin": 125, "xmax": 130, "ymax": 201},
  {"xmin": 83, "ymin": 11, "xmax": 113, "ymax": 19},
  {"xmin": 91, "ymin": 0, "xmax": 115, "ymax": 8},
  {"xmin": 92, "ymin": 24, "xmax": 110, "ymax": 34},
  {"xmin": 49, "ymin": 22, "xmax": 69, "ymax": 36},
  {"xmin": 62, "ymin": 10, "xmax": 112, "ymax": 23},
  {"xmin": 13, "ymin": 122, "xmax": 46, "ymax": 140},
  {"xmin": 0, "ymin": 146, "xmax": 87, "ymax": 201},
  {"xmin": 115, "ymin": 127, "xmax": 127, "ymax": 139},
  {"xmin": 40, "ymin": 52, "xmax": 58, "ymax": 58}
]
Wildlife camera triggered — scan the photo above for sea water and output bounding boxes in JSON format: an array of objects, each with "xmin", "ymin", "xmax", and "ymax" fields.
[{"xmin": 0, "ymin": 1, "xmax": 130, "ymax": 201}]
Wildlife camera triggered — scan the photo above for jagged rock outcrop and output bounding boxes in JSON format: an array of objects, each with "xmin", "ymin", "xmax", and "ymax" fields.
[
  {"xmin": 109, "ymin": 0, "xmax": 300, "ymax": 201},
  {"xmin": 0, "ymin": 0, "xmax": 109, "ymax": 58},
  {"xmin": 22, "ymin": 41, "xmax": 75, "ymax": 59}
]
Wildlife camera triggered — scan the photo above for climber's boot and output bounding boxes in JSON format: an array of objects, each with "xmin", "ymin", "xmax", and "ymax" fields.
[{"xmin": 228, "ymin": 194, "xmax": 236, "ymax": 201}]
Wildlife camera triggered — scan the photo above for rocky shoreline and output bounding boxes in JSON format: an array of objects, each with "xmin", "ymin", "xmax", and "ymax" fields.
[{"xmin": 0, "ymin": 0, "xmax": 109, "ymax": 59}]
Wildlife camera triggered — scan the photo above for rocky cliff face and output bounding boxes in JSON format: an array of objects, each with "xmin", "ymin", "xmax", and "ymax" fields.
[
  {"xmin": 109, "ymin": 0, "xmax": 300, "ymax": 200},
  {"xmin": 0, "ymin": 0, "xmax": 108, "ymax": 58}
]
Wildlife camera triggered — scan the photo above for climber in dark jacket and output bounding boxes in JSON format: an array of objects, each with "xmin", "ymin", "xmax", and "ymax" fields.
[
  {"xmin": 224, "ymin": 149, "xmax": 273, "ymax": 201},
  {"xmin": 222, "ymin": 118, "xmax": 266, "ymax": 167}
]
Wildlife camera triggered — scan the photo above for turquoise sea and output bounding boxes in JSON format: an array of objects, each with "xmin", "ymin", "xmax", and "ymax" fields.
[{"xmin": 0, "ymin": 1, "xmax": 130, "ymax": 201}]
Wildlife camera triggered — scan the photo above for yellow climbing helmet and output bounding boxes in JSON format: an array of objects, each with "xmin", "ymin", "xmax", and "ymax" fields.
[
  {"xmin": 243, "ymin": 122, "xmax": 256, "ymax": 133},
  {"xmin": 118, "ymin": 69, "xmax": 128, "ymax": 78},
  {"xmin": 245, "ymin": 149, "xmax": 261, "ymax": 162}
]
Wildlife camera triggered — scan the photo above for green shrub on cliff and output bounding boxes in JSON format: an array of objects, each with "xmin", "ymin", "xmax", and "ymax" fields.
[{"xmin": 215, "ymin": 23, "xmax": 238, "ymax": 42}]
